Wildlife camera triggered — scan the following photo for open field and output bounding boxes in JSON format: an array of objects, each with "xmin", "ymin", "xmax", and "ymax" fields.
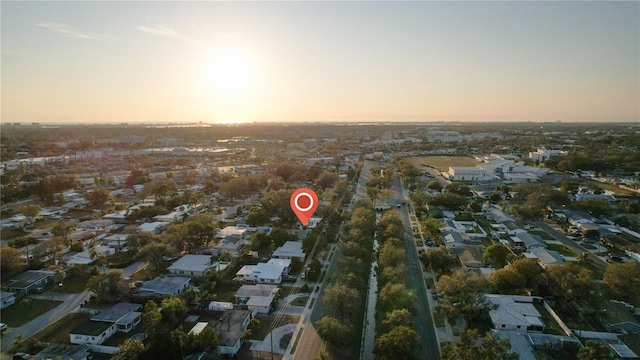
[
  {"xmin": 407, "ymin": 156, "xmax": 480, "ymax": 172},
  {"xmin": 593, "ymin": 181, "xmax": 637, "ymax": 196}
]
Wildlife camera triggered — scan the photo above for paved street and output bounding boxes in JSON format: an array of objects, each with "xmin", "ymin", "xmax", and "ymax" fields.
[
  {"xmin": 535, "ymin": 220, "xmax": 609, "ymax": 271},
  {"xmin": 389, "ymin": 163, "xmax": 440, "ymax": 360}
]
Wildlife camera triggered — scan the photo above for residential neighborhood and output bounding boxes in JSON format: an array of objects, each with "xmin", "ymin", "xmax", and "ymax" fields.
[{"xmin": 0, "ymin": 121, "xmax": 639, "ymax": 360}]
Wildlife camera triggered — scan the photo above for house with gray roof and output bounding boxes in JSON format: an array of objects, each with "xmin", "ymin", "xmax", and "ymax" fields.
[
  {"xmin": 70, "ymin": 303, "xmax": 141, "ymax": 345},
  {"xmin": 138, "ymin": 276, "xmax": 191, "ymax": 297}
]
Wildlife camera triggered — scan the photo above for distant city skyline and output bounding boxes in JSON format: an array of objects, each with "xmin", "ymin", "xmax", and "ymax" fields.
[{"xmin": 2, "ymin": 1, "xmax": 638, "ymax": 124}]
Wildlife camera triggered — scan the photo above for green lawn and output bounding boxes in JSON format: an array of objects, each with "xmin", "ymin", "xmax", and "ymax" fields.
[
  {"xmin": 0, "ymin": 298, "xmax": 62, "ymax": 327},
  {"xmin": 416, "ymin": 156, "xmax": 479, "ymax": 172},
  {"xmin": 53, "ymin": 276, "xmax": 89, "ymax": 293},
  {"xmin": 291, "ymin": 296, "xmax": 309, "ymax": 306}
]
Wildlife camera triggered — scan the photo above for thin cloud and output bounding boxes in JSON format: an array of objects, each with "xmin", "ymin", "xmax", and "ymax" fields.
[
  {"xmin": 137, "ymin": 24, "xmax": 201, "ymax": 47},
  {"xmin": 36, "ymin": 22, "xmax": 125, "ymax": 44}
]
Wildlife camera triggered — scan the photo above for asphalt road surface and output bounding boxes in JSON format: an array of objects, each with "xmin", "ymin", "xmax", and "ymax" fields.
[{"xmin": 388, "ymin": 163, "xmax": 441, "ymax": 360}]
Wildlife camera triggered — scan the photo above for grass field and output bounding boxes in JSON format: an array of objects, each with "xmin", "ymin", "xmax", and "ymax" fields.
[
  {"xmin": 408, "ymin": 156, "xmax": 480, "ymax": 172},
  {"xmin": 0, "ymin": 298, "xmax": 62, "ymax": 327},
  {"xmin": 592, "ymin": 181, "xmax": 637, "ymax": 196}
]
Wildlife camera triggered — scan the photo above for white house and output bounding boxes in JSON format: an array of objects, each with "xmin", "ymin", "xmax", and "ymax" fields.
[
  {"xmin": 234, "ymin": 284, "xmax": 279, "ymax": 305},
  {"xmin": 236, "ymin": 260, "xmax": 289, "ymax": 284},
  {"xmin": 272, "ymin": 241, "xmax": 306, "ymax": 261},
  {"xmin": 213, "ymin": 309, "xmax": 251, "ymax": 357},
  {"xmin": 70, "ymin": 303, "xmax": 142, "ymax": 345},
  {"xmin": 486, "ymin": 295, "xmax": 546, "ymax": 333},
  {"xmin": 168, "ymin": 254, "xmax": 218, "ymax": 277}
]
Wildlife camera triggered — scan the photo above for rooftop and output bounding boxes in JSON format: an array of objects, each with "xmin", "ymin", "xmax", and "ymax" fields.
[
  {"xmin": 71, "ymin": 319, "xmax": 113, "ymax": 336},
  {"xmin": 32, "ymin": 344, "xmax": 90, "ymax": 360},
  {"xmin": 168, "ymin": 254, "xmax": 214, "ymax": 272},
  {"xmin": 235, "ymin": 284, "xmax": 279, "ymax": 298},
  {"xmin": 139, "ymin": 276, "xmax": 191, "ymax": 296},
  {"xmin": 91, "ymin": 303, "xmax": 142, "ymax": 323},
  {"xmin": 211, "ymin": 309, "xmax": 250, "ymax": 347},
  {"xmin": 9, "ymin": 270, "xmax": 53, "ymax": 289}
]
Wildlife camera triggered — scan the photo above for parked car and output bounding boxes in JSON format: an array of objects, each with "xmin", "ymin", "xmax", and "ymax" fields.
[
  {"xmin": 134, "ymin": 281, "xmax": 145, "ymax": 287},
  {"xmin": 582, "ymin": 238, "xmax": 596, "ymax": 244},
  {"xmin": 0, "ymin": 323, "xmax": 7, "ymax": 332}
]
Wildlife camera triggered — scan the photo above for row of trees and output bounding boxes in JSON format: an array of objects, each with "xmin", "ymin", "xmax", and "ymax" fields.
[
  {"xmin": 373, "ymin": 211, "xmax": 420, "ymax": 359},
  {"xmin": 316, "ymin": 202, "xmax": 376, "ymax": 356}
]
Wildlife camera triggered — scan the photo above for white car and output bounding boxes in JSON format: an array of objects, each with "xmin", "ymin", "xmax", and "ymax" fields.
[{"xmin": 0, "ymin": 323, "xmax": 7, "ymax": 332}]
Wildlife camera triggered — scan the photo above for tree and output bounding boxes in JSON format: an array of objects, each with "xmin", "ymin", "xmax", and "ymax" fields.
[
  {"xmin": 603, "ymin": 261, "xmax": 640, "ymax": 304},
  {"xmin": 162, "ymin": 214, "xmax": 217, "ymax": 253},
  {"xmin": 52, "ymin": 221, "xmax": 76, "ymax": 244},
  {"xmin": 380, "ymin": 309, "xmax": 413, "ymax": 333},
  {"xmin": 421, "ymin": 246, "xmax": 458, "ymax": 274},
  {"xmin": 576, "ymin": 198, "xmax": 613, "ymax": 218},
  {"xmin": 316, "ymin": 316, "xmax": 353, "ymax": 348},
  {"xmin": 445, "ymin": 183, "xmax": 471, "ymax": 196},
  {"xmin": 87, "ymin": 187, "xmax": 112, "ymax": 206},
  {"xmin": 374, "ymin": 325, "xmax": 420, "ymax": 360},
  {"xmin": 142, "ymin": 300, "xmax": 162, "ymax": 334},
  {"xmin": 547, "ymin": 263, "xmax": 596, "ymax": 303},
  {"xmin": 1, "ymin": 246, "xmax": 23, "ymax": 274},
  {"xmin": 112, "ymin": 339, "xmax": 145, "ymax": 360},
  {"xmin": 366, "ymin": 186, "xmax": 379, "ymax": 204},
  {"xmin": 306, "ymin": 258, "xmax": 322, "ymax": 282},
  {"xmin": 160, "ymin": 297, "xmax": 188, "ymax": 329},
  {"xmin": 410, "ymin": 191, "xmax": 429, "ymax": 212},
  {"xmin": 429, "ymin": 192, "xmax": 469, "ymax": 211},
  {"xmin": 435, "ymin": 269, "xmax": 491, "ymax": 321},
  {"xmin": 441, "ymin": 329, "xmax": 518, "ymax": 360},
  {"xmin": 426, "ymin": 179, "xmax": 443, "ymax": 191},
  {"xmin": 378, "ymin": 241, "xmax": 406, "ymax": 270},
  {"xmin": 490, "ymin": 266, "xmax": 526, "ymax": 294},
  {"xmin": 87, "ymin": 269, "xmax": 125, "ymax": 302},
  {"xmin": 578, "ymin": 340, "xmax": 612, "ymax": 360},
  {"xmin": 510, "ymin": 257, "xmax": 546, "ymax": 294},
  {"xmin": 137, "ymin": 243, "xmax": 174, "ymax": 274},
  {"xmin": 378, "ymin": 283, "xmax": 416, "ymax": 313},
  {"xmin": 483, "ymin": 243, "xmax": 512, "ymax": 269},
  {"xmin": 20, "ymin": 204, "xmax": 41, "ymax": 225},
  {"xmin": 421, "ymin": 217, "xmax": 443, "ymax": 241},
  {"xmin": 316, "ymin": 171, "xmax": 338, "ymax": 189},
  {"xmin": 322, "ymin": 283, "xmax": 360, "ymax": 321}
]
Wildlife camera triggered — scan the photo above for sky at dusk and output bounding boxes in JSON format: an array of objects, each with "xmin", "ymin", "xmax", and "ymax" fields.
[{"xmin": 1, "ymin": 1, "xmax": 638, "ymax": 124}]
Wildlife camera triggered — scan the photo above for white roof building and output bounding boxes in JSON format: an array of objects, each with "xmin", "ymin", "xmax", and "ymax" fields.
[
  {"xmin": 272, "ymin": 241, "xmax": 306, "ymax": 260},
  {"xmin": 236, "ymin": 260, "xmax": 288, "ymax": 284},
  {"xmin": 486, "ymin": 295, "xmax": 546, "ymax": 333},
  {"xmin": 168, "ymin": 254, "xmax": 217, "ymax": 277},
  {"xmin": 137, "ymin": 221, "xmax": 168, "ymax": 234}
]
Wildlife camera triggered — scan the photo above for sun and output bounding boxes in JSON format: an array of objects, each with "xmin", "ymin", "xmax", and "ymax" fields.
[{"xmin": 204, "ymin": 46, "xmax": 254, "ymax": 96}]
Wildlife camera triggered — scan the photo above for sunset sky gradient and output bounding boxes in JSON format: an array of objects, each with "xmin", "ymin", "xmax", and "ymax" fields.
[{"xmin": 2, "ymin": 1, "xmax": 638, "ymax": 123}]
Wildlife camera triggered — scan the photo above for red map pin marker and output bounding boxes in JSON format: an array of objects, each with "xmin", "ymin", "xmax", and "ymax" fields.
[{"xmin": 290, "ymin": 188, "xmax": 319, "ymax": 226}]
